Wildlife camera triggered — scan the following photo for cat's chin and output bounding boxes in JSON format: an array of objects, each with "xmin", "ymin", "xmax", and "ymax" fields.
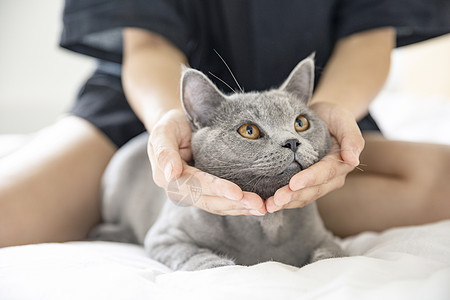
[
  {"xmin": 278, "ymin": 161, "xmax": 303, "ymax": 175},
  {"xmin": 231, "ymin": 162, "xmax": 303, "ymax": 199},
  {"xmin": 249, "ymin": 171, "xmax": 299, "ymax": 200}
]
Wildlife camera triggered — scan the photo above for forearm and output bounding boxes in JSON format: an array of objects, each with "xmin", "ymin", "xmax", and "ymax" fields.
[
  {"xmin": 122, "ymin": 28, "xmax": 188, "ymax": 130},
  {"xmin": 311, "ymin": 27, "xmax": 395, "ymax": 120}
]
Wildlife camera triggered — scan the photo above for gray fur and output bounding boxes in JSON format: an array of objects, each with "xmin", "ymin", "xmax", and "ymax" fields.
[
  {"xmin": 94, "ymin": 56, "xmax": 344, "ymax": 270},
  {"xmin": 89, "ymin": 133, "xmax": 165, "ymax": 244}
]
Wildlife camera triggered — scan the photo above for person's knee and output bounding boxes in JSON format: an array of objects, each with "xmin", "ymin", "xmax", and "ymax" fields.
[
  {"xmin": 426, "ymin": 146, "xmax": 450, "ymax": 200},
  {"xmin": 407, "ymin": 145, "xmax": 450, "ymax": 218}
]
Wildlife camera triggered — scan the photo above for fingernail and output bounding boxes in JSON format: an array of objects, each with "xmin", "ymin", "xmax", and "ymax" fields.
[
  {"xmin": 164, "ymin": 164, "xmax": 173, "ymax": 181},
  {"xmin": 249, "ymin": 210, "xmax": 265, "ymax": 216},
  {"xmin": 352, "ymin": 151, "xmax": 360, "ymax": 166},
  {"xmin": 354, "ymin": 148, "xmax": 362, "ymax": 162}
]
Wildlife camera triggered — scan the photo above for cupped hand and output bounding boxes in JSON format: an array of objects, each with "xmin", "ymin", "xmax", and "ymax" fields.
[
  {"xmin": 266, "ymin": 102, "xmax": 365, "ymax": 213},
  {"xmin": 147, "ymin": 109, "xmax": 266, "ymax": 216}
]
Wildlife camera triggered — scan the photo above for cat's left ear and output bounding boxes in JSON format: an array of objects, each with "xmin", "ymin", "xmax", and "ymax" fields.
[
  {"xmin": 279, "ymin": 53, "xmax": 315, "ymax": 104},
  {"xmin": 181, "ymin": 66, "xmax": 227, "ymax": 129}
]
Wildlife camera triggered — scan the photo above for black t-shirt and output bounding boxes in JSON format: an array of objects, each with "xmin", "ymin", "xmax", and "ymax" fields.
[{"xmin": 61, "ymin": 0, "xmax": 450, "ymax": 146}]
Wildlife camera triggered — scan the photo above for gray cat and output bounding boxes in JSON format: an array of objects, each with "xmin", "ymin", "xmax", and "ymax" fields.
[{"xmin": 93, "ymin": 55, "xmax": 344, "ymax": 270}]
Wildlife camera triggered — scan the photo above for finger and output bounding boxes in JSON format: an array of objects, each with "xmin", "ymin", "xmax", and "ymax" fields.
[
  {"xmin": 190, "ymin": 169, "xmax": 265, "ymax": 211},
  {"xmin": 185, "ymin": 192, "xmax": 266, "ymax": 215},
  {"xmin": 284, "ymin": 177, "xmax": 345, "ymax": 210},
  {"xmin": 241, "ymin": 191, "xmax": 267, "ymax": 214},
  {"xmin": 289, "ymin": 150, "xmax": 353, "ymax": 191},
  {"xmin": 271, "ymin": 185, "xmax": 292, "ymax": 208},
  {"xmin": 209, "ymin": 210, "xmax": 262, "ymax": 216},
  {"xmin": 216, "ymin": 210, "xmax": 253, "ymax": 216},
  {"xmin": 180, "ymin": 165, "xmax": 244, "ymax": 200},
  {"xmin": 265, "ymin": 196, "xmax": 282, "ymax": 213},
  {"xmin": 329, "ymin": 113, "xmax": 365, "ymax": 167},
  {"xmin": 193, "ymin": 191, "xmax": 265, "ymax": 213},
  {"xmin": 310, "ymin": 103, "xmax": 364, "ymax": 167},
  {"xmin": 338, "ymin": 134, "xmax": 364, "ymax": 167},
  {"xmin": 148, "ymin": 128, "xmax": 184, "ymax": 182},
  {"xmin": 167, "ymin": 196, "xmax": 253, "ymax": 216},
  {"xmin": 166, "ymin": 165, "xmax": 267, "ymax": 211}
]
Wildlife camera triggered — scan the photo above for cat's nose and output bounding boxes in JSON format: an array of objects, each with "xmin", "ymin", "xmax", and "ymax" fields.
[{"xmin": 282, "ymin": 139, "xmax": 300, "ymax": 153}]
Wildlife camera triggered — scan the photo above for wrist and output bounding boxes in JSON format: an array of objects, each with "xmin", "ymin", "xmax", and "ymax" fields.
[
  {"xmin": 141, "ymin": 106, "xmax": 185, "ymax": 132},
  {"xmin": 309, "ymin": 95, "xmax": 369, "ymax": 121}
]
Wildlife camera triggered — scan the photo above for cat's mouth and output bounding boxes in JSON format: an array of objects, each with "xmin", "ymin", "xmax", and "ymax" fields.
[{"xmin": 278, "ymin": 159, "xmax": 303, "ymax": 175}]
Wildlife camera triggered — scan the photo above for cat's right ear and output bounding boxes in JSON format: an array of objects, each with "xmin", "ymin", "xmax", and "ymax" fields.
[
  {"xmin": 279, "ymin": 54, "xmax": 315, "ymax": 104},
  {"xmin": 181, "ymin": 66, "xmax": 226, "ymax": 129}
]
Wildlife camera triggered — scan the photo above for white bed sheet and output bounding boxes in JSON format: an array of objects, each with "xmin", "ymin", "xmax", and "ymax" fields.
[
  {"xmin": 370, "ymin": 90, "xmax": 450, "ymax": 144},
  {"xmin": 1, "ymin": 91, "xmax": 450, "ymax": 300},
  {"xmin": 1, "ymin": 220, "xmax": 450, "ymax": 300}
]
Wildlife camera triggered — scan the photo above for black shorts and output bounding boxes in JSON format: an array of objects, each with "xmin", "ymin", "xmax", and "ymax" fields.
[
  {"xmin": 70, "ymin": 61, "xmax": 380, "ymax": 148},
  {"xmin": 69, "ymin": 61, "xmax": 146, "ymax": 147}
]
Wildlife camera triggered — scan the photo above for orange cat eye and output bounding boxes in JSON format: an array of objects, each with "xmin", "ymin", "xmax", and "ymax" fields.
[
  {"xmin": 238, "ymin": 124, "xmax": 261, "ymax": 139},
  {"xmin": 295, "ymin": 115, "xmax": 309, "ymax": 132}
]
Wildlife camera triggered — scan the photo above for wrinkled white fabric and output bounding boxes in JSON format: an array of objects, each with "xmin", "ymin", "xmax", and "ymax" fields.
[{"xmin": 1, "ymin": 221, "xmax": 449, "ymax": 300}]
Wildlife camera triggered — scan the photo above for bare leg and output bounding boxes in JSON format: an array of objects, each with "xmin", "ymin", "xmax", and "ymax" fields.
[
  {"xmin": 318, "ymin": 133, "xmax": 450, "ymax": 237},
  {"xmin": 0, "ymin": 116, "xmax": 116, "ymax": 247}
]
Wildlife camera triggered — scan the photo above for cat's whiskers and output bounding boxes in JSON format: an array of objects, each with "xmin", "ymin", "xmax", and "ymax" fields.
[
  {"xmin": 201, "ymin": 158, "xmax": 257, "ymax": 177},
  {"xmin": 204, "ymin": 159, "xmax": 251, "ymax": 170},
  {"xmin": 203, "ymin": 153, "xmax": 248, "ymax": 165},
  {"xmin": 202, "ymin": 155, "xmax": 282, "ymax": 187},
  {"xmin": 322, "ymin": 157, "xmax": 366, "ymax": 172},
  {"xmin": 243, "ymin": 174, "xmax": 265, "ymax": 190},
  {"xmin": 316, "ymin": 147, "xmax": 367, "ymax": 171},
  {"xmin": 208, "ymin": 72, "xmax": 237, "ymax": 94},
  {"xmin": 205, "ymin": 153, "xmax": 280, "ymax": 171},
  {"xmin": 213, "ymin": 49, "xmax": 244, "ymax": 93}
]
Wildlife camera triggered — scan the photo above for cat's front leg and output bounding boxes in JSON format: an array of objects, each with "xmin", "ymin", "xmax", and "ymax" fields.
[
  {"xmin": 309, "ymin": 236, "xmax": 345, "ymax": 263},
  {"xmin": 145, "ymin": 230, "xmax": 235, "ymax": 271},
  {"xmin": 178, "ymin": 247, "xmax": 235, "ymax": 271}
]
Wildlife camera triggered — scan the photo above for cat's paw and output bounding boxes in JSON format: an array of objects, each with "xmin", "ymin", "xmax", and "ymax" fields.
[
  {"xmin": 309, "ymin": 245, "xmax": 345, "ymax": 263},
  {"xmin": 181, "ymin": 253, "xmax": 235, "ymax": 271}
]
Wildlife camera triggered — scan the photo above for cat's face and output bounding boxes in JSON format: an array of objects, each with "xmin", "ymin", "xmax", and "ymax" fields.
[{"xmin": 181, "ymin": 56, "xmax": 331, "ymax": 199}]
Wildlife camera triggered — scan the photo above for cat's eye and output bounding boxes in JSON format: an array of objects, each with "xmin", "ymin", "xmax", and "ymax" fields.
[
  {"xmin": 295, "ymin": 115, "xmax": 309, "ymax": 132},
  {"xmin": 238, "ymin": 124, "xmax": 261, "ymax": 139}
]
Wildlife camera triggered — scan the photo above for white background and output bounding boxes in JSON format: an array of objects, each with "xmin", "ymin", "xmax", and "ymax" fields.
[{"xmin": 0, "ymin": 0, "xmax": 94, "ymax": 134}]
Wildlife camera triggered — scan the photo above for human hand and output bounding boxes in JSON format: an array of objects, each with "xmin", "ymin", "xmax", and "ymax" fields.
[
  {"xmin": 147, "ymin": 109, "xmax": 267, "ymax": 215},
  {"xmin": 265, "ymin": 102, "xmax": 365, "ymax": 213}
]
